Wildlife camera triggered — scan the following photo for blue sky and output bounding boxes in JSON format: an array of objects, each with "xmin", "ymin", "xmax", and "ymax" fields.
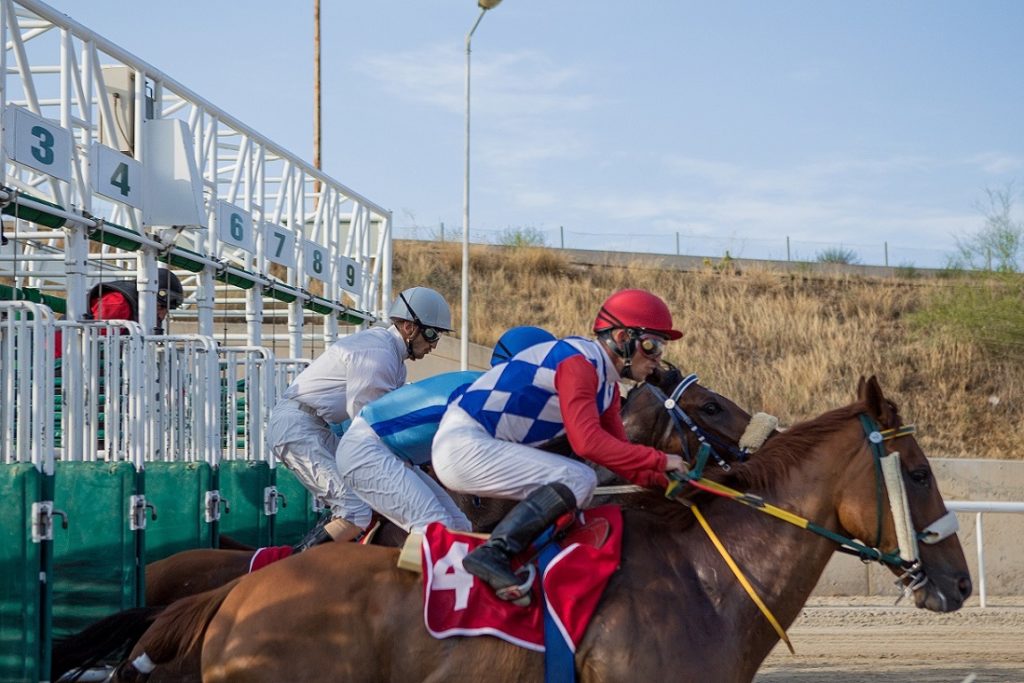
[{"xmin": 46, "ymin": 1, "xmax": 1024, "ymax": 267}]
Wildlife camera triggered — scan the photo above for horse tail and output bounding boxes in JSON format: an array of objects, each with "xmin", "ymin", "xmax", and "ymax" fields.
[
  {"xmin": 114, "ymin": 577, "xmax": 241, "ymax": 681},
  {"xmin": 51, "ymin": 607, "xmax": 162, "ymax": 681}
]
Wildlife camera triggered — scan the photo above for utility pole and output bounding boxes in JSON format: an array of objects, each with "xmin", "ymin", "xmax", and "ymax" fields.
[{"xmin": 313, "ymin": 0, "xmax": 322, "ymax": 197}]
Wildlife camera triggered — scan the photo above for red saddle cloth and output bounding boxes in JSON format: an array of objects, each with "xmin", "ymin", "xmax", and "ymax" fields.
[
  {"xmin": 422, "ymin": 504, "xmax": 623, "ymax": 652},
  {"xmin": 248, "ymin": 545, "xmax": 294, "ymax": 573}
]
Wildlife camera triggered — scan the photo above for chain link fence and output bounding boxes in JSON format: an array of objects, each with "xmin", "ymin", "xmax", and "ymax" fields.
[{"xmin": 394, "ymin": 224, "xmax": 956, "ymax": 270}]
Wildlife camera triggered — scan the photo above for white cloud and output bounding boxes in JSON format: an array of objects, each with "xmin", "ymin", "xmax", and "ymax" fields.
[
  {"xmin": 356, "ymin": 45, "xmax": 597, "ymax": 118},
  {"xmin": 966, "ymin": 152, "xmax": 1024, "ymax": 175}
]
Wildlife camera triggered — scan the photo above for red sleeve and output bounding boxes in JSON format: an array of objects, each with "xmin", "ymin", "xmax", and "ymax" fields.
[
  {"xmin": 91, "ymin": 291, "xmax": 133, "ymax": 321},
  {"xmin": 554, "ymin": 355, "xmax": 667, "ymax": 487}
]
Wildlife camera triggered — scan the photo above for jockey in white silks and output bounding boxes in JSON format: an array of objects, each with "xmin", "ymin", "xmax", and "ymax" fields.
[{"xmin": 267, "ymin": 286, "xmax": 452, "ymax": 551}]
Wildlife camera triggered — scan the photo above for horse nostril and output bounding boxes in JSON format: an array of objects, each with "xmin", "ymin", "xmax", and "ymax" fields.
[{"xmin": 957, "ymin": 575, "xmax": 973, "ymax": 599}]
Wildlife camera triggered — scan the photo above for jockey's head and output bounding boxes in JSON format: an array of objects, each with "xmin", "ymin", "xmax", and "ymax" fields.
[
  {"xmin": 593, "ymin": 289, "xmax": 681, "ymax": 381},
  {"xmin": 490, "ymin": 326, "xmax": 556, "ymax": 366},
  {"xmin": 388, "ymin": 286, "xmax": 453, "ymax": 361}
]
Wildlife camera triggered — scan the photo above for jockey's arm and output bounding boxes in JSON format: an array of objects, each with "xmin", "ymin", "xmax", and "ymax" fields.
[{"xmin": 554, "ymin": 355, "xmax": 669, "ymax": 487}]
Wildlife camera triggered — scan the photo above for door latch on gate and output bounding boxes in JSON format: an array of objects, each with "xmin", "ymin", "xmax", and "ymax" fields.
[
  {"xmin": 130, "ymin": 495, "xmax": 158, "ymax": 531},
  {"xmin": 31, "ymin": 501, "xmax": 69, "ymax": 543}
]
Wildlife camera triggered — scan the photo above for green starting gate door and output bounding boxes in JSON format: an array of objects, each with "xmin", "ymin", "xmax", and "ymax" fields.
[
  {"xmin": 51, "ymin": 461, "xmax": 138, "ymax": 638},
  {"xmin": 274, "ymin": 466, "xmax": 318, "ymax": 546},
  {"xmin": 217, "ymin": 460, "xmax": 272, "ymax": 548},
  {"xmin": 0, "ymin": 464, "xmax": 43, "ymax": 682},
  {"xmin": 144, "ymin": 461, "xmax": 214, "ymax": 562}
]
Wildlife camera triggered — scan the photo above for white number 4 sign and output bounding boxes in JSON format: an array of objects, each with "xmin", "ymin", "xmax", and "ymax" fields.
[{"xmin": 431, "ymin": 541, "xmax": 475, "ymax": 611}]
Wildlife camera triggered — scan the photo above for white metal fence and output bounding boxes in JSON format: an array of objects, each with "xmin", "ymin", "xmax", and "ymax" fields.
[{"xmin": 947, "ymin": 501, "xmax": 1024, "ymax": 608}]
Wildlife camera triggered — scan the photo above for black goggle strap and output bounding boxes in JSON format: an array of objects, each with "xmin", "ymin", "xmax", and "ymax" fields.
[
  {"xmin": 494, "ymin": 339, "xmax": 513, "ymax": 363},
  {"xmin": 596, "ymin": 307, "xmax": 635, "ymax": 361},
  {"xmin": 398, "ymin": 292, "xmax": 439, "ymax": 342}
]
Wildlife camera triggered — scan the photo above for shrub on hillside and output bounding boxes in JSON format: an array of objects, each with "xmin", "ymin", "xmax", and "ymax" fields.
[
  {"xmin": 816, "ymin": 247, "xmax": 860, "ymax": 265},
  {"xmin": 498, "ymin": 226, "xmax": 547, "ymax": 248}
]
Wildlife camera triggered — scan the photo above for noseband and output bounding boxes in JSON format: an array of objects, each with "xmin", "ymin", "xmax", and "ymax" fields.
[{"xmin": 640, "ymin": 373, "xmax": 749, "ymax": 471}]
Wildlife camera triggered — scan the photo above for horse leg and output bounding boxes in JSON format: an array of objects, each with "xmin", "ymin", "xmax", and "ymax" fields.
[{"xmin": 116, "ymin": 579, "xmax": 240, "ymax": 681}]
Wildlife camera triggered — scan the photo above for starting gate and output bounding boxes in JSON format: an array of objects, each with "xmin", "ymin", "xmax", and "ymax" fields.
[{"xmin": 0, "ymin": 0, "xmax": 395, "ymax": 680}]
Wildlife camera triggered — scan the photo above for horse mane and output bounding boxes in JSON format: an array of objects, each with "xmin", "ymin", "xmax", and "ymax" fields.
[{"xmin": 714, "ymin": 400, "xmax": 872, "ymax": 494}]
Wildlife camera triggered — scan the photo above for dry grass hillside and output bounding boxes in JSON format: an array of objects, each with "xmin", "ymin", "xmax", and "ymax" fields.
[{"xmin": 393, "ymin": 240, "xmax": 1024, "ymax": 460}]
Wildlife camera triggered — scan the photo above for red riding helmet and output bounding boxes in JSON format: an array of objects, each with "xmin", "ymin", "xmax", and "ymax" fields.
[{"xmin": 593, "ymin": 289, "xmax": 682, "ymax": 340}]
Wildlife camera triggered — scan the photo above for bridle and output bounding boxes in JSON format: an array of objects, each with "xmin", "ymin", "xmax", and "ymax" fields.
[
  {"xmin": 637, "ymin": 373, "xmax": 751, "ymax": 471},
  {"xmin": 852, "ymin": 414, "xmax": 960, "ymax": 599},
  {"xmin": 663, "ymin": 412, "xmax": 960, "ymax": 603}
]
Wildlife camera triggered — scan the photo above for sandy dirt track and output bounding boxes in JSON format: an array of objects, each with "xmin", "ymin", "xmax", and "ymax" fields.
[{"xmin": 755, "ymin": 597, "xmax": 1024, "ymax": 683}]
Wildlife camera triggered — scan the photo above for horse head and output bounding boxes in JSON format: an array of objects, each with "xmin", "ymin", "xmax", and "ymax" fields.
[
  {"xmin": 621, "ymin": 362, "xmax": 778, "ymax": 470},
  {"xmin": 834, "ymin": 375, "xmax": 972, "ymax": 612}
]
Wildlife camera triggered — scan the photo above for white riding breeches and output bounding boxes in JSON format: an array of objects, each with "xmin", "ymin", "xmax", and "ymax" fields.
[
  {"xmin": 336, "ymin": 416, "xmax": 471, "ymax": 532},
  {"xmin": 266, "ymin": 398, "xmax": 369, "ymax": 524},
  {"xmin": 432, "ymin": 405, "xmax": 597, "ymax": 506}
]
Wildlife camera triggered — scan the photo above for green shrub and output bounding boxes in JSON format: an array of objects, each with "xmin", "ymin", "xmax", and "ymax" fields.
[
  {"xmin": 816, "ymin": 247, "xmax": 860, "ymax": 265},
  {"xmin": 498, "ymin": 226, "xmax": 546, "ymax": 248}
]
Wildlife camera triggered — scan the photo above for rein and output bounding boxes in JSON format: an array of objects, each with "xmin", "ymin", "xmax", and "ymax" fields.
[{"xmin": 640, "ymin": 373, "xmax": 749, "ymax": 471}]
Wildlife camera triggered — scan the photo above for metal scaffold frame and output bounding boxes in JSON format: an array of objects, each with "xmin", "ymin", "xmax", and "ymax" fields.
[{"xmin": 0, "ymin": 0, "xmax": 393, "ymax": 357}]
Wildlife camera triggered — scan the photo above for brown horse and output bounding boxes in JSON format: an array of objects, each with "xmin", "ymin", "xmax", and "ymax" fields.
[
  {"xmin": 117, "ymin": 376, "xmax": 971, "ymax": 682},
  {"xmin": 52, "ymin": 370, "xmax": 763, "ymax": 681},
  {"xmin": 140, "ymin": 368, "xmax": 762, "ymax": 602}
]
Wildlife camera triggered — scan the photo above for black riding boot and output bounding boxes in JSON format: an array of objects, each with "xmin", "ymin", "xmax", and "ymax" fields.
[
  {"xmin": 462, "ymin": 483, "xmax": 576, "ymax": 605},
  {"xmin": 292, "ymin": 515, "xmax": 332, "ymax": 553}
]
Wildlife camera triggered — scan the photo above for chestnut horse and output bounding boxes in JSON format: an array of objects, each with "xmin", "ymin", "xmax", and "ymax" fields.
[
  {"xmin": 52, "ymin": 369, "xmax": 764, "ymax": 680},
  {"xmin": 141, "ymin": 367, "xmax": 762, "ymax": 603},
  {"xmin": 116, "ymin": 376, "xmax": 971, "ymax": 682}
]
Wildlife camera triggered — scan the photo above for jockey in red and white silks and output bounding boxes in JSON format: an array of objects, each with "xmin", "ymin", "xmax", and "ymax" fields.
[{"xmin": 433, "ymin": 336, "xmax": 671, "ymax": 507}]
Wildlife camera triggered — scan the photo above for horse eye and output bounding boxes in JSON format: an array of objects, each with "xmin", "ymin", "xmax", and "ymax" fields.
[
  {"xmin": 909, "ymin": 469, "xmax": 930, "ymax": 486},
  {"xmin": 701, "ymin": 402, "xmax": 721, "ymax": 415}
]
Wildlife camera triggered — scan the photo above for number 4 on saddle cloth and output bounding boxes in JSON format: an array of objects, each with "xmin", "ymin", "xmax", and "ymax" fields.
[{"xmin": 421, "ymin": 505, "xmax": 623, "ymax": 653}]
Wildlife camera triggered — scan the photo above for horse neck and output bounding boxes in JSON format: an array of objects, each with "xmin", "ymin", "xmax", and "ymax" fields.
[{"xmin": 621, "ymin": 416, "xmax": 867, "ymax": 676}]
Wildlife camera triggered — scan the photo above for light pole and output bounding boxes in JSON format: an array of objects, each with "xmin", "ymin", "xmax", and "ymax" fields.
[{"xmin": 462, "ymin": 0, "xmax": 502, "ymax": 370}]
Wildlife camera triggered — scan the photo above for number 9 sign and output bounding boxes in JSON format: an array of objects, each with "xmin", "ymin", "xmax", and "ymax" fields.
[{"xmin": 338, "ymin": 255, "xmax": 362, "ymax": 295}]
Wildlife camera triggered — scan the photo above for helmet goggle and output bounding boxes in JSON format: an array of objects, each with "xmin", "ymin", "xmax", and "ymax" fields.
[
  {"xmin": 399, "ymin": 292, "xmax": 444, "ymax": 344},
  {"xmin": 634, "ymin": 330, "xmax": 668, "ymax": 358}
]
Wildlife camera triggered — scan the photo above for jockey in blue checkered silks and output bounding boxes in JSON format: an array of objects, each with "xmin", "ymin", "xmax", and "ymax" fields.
[
  {"xmin": 432, "ymin": 290, "xmax": 689, "ymax": 605},
  {"xmin": 332, "ymin": 326, "xmax": 556, "ymax": 534}
]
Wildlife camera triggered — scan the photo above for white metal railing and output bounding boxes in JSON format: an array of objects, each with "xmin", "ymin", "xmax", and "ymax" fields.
[
  {"xmin": 0, "ymin": 300, "xmax": 53, "ymax": 470},
  {"xmin": 143, "ymin": 335, "xmax": 220, "ymax": 465},
  {"xmin": 947, "ymin": 500, "xmax": 1024, "ymax": 608},
  {"xmin": 54, "ymin": 319, "xmax": 145, "ymax": 466},
  {"xmin": 218, "ymin": 346, "xmax": 274, "ymax": 463}
]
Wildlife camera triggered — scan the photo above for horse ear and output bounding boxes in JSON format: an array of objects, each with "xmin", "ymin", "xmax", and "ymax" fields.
[
  {"xmin": 862, "ymin": 375, "xmax": 896, "ymax": 428},
  {"xmin": 856, "ymin": 376, "xmax": 868, "ymax": 402}
]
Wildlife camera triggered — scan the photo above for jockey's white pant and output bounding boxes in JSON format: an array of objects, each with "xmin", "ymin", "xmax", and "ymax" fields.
[
  {"xmin": 336, "ymin": 416, "xmax": 471, "ymax": 532},
  {"xmin": 266, "ymin": 398, "xmax": 367, "ymax": 524},
  {"xmin": 432, "ymin": 405, "xmax": 597, "ymax": 507}
]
